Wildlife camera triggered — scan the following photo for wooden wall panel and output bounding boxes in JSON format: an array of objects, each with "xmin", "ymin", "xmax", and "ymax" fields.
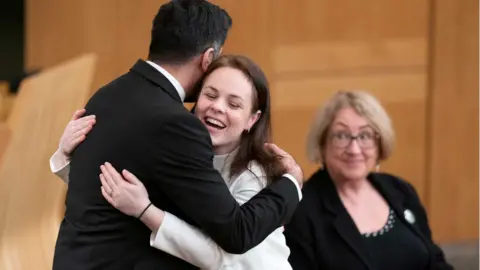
[
  {"xmin": 0, "ymin": 54, "xmax": 96, "ymax": 270},
  {"xmin": 271, "ymin": 73, "xmax": 427, "ymax": 195},
  {"xmin": 0, "ymin": 81, "xmax": 10, "ymax": 121},
  {"xmin": 24, "ymin": 0, "xmax": 478, "ymax": 246},
  {"xmin": 269, "ymin": 0, "xmax": 430, "ymax": 209},
  {"xmin": 272, "ymin": 0, "xmax": 428, "ymax": 43},
  {"xmin": 26, "ymin": 0, "xmax": 273, "ymax": 93},
  {"xmin": 272, "ymin": 73, "xmax": 426, "ymax": 108},
  {"xmin": 26, "ymin": 0, "xmax": 165, "ymax": 92},
  {"xmin": 25, "ymin": 1, "xmax": 88, "ymax": 71},
  {"xmin": 273, "ymin": 39, "xmax": 426, "ymax": 74},
  {"xmin": 0, "ymin": 123, "xmax": 10, "ymax": 162},
  {"xmin": 426, "ymin": 0, "xmax": 479, "ymax": 242}
]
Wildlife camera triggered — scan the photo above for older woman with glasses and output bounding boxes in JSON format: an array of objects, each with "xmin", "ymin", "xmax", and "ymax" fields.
[{"xmin": 284, "ymin": 91, "xmax": 452, "ymax": 270}]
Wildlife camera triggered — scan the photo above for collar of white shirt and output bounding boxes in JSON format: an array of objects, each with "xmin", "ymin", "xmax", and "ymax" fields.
[{"xmin": 146, "ymin": 60, "xmax": 185, "ymax": 102}]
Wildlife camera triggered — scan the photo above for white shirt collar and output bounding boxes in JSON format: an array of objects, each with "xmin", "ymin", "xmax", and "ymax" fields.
[{"xmin": 146, "ymin": 60, "xmax": 185, "ymax": 101}]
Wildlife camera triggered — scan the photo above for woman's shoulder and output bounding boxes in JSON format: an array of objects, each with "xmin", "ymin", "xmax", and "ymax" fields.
[
  {"xmin": 372, "ymin": 172, "xmax": 420, "ymax": 199},
  {"xmin": 302, "ymin": 169, "xmax": 420, "ymax": 201},
  {"xmin": 229, "ymin": 161, "xmax": 268, "ymax": 190},
  {"xmin": 302, "ymin": 169, "xmax": 332, "ymax": 194},
  {"xmin": 246, "ymin": 160, "xmax": 266, "ymax": 177}
]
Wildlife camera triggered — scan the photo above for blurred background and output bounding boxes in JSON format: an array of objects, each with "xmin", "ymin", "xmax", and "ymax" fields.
[{"xmin": 0, "ymin": 0, "xmax": 478, "ymax": 269}]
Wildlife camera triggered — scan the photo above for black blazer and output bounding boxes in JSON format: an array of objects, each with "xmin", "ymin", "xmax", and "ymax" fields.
[
  {"xmin": 284, "ymin": 169, "xmax": 453, "ymax": 270},
  {"xmin": 52, "ymin": 60, "xmax": 300, "ymax": 270}
]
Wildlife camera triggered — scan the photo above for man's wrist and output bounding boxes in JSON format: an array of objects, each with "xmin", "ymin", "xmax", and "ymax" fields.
[{"xmin": 282, "ymin": 173, "xmax": 303, "ymax": 201}]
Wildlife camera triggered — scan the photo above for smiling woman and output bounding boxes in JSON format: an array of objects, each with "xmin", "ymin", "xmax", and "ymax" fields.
[
  {"xmin": 193, "ymin": 55, "xmax": 284, "ymax": 183},
  {"xmin": 197, "ymin": 67, "xmax": 260, "ymax": 155},
  {"xmin": 284, "ymin": 90, "xmax": 453, "ymax": 270}
]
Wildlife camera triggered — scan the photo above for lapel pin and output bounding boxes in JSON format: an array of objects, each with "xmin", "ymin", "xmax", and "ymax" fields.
[{"xmin": 404, "ymin": 209, "xmax": 415, "ymax": 224}]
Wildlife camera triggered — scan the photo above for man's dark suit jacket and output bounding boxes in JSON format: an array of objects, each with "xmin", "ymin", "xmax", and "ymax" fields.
[
  {"xmin": 284, "ymin": 169, "xmax": 453, "ymax": 270},
  {"xmin": 52, "ymin": 60, "xmax": 300, "ymax": 270}
]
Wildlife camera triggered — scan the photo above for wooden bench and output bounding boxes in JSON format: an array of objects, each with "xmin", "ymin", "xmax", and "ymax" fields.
[{"xmin": 0, "ymin": 53, "xmax": 97, "ymax": 270}]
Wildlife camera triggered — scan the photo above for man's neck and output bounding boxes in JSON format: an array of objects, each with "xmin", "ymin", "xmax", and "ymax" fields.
[{"xmin": 150, "ymin": 60, "xmax": 194, "ymax": 95}]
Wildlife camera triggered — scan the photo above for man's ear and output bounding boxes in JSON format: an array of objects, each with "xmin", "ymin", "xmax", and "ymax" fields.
[{"xmin": 201, "ymin": 48, "xmax": 215, "ymax": 72}]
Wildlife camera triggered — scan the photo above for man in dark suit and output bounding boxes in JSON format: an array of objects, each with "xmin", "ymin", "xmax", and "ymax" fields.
[{"xmin": 52, "ymin": 1, "xmax": 303, "ymax": 269}]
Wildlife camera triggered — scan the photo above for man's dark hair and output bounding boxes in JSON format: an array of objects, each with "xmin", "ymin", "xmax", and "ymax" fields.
[{"xmin": 148, "ymin": 0, "xmax": 232, "ymax": 64}]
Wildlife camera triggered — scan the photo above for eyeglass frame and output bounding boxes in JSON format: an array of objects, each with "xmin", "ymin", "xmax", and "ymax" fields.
[{"xmin": 328, "ymin": 130, "xmax": 380, "ymax": 149}]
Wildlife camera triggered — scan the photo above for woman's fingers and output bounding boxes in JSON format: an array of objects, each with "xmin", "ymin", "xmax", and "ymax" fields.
[
  {"xmin": 100, "ymin": 165, "xmax": 118, "ymax": 190},
  {"xmin": 122, "ymin": 169, "xmax": 142, "ymax": 185},
  {"xmin": 99, "ymin": 174, "xmax": 113, "ymax": 195},
  {"xmin": 104, "ymin": 162, "xmax": 124, "ymax": 184},
  {"xmin": 101, "ymin": 186, "xmax": 115, "ymax": 206},
  {"xmin": 70, "ymin": 116, "xmax": 96, "ymax": 132},
  {"xmin": 72, "ymin": 125, "xmax": 93, "ymax": 140},
  {"xmin": 71, "ymin": 109, "xmax": 86, "ymax": 121}
]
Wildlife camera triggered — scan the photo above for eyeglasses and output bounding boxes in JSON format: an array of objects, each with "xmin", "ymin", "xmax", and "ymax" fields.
[{"xmin": 329, "ymin": 131, "xmax": 378, "ymax": 149}]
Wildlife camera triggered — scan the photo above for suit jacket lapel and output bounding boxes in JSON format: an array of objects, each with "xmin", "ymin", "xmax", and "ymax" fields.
[
  {"xmin": 370, "ymin": 175, "xmax": 421, "ymax": 236},
  {"xmin": 369, "ymin": 174, "xmax": 405, "ymax": 219},
  {"xmin": 319, "ymin": 170, "xmax": 375, "ymax": 270},
  {"xmin": 130, "ymin": 59, "xmax": 183, "ymax": 103},
  {"xmin": 370, "ymin": 174, "xmax": 436, "ymax": 267}
]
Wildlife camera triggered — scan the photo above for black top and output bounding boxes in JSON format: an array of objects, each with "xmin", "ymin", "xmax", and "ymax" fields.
[
  {"xmin": 284, "ymin": 169, "xmax": 453, "ymax": 270},
  {"xmin": 362, "ymin": 209, "xmax": 430, "ymax": 270},
  {"xmin": 52, "ymin": 60, "xmax": 300, "ymax": 270}
]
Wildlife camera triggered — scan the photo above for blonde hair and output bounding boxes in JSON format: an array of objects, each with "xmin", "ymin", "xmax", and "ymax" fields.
[{"xmin": 306, "ymin": 90, "xmax": 395, "ymax": 164}]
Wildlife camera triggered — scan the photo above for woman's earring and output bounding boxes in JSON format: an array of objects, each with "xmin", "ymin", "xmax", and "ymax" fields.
[{"xmin": 375, "ymin": 163, "xmax": 380, "ymax": 172}]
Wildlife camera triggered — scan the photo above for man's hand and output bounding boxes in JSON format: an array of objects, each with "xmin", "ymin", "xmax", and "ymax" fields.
[
  {"xmin": 59, "ymin": 109, "xmax": 96, "ymax": 157},
  {"xmin": 264, "ymin": 143, "xmax": 304, "ymax": 187}
]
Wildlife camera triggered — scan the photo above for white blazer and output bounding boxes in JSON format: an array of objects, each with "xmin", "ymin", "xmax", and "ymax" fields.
[{"xmin": 50, "ymin": 150, "xmax": 292, "ymax": 270}]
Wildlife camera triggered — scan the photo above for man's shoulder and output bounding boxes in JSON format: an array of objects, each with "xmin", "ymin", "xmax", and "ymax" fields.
[
  {"xmin": 85, "ymin": 71, "xmax": 152, "ymax": 107},
  {"xmin": 97, "ymin": 69, "xmax": 145, "ymax": 90},
  {"xmin": 152, "ymin": 107, "xmax": 205, "ymax": 130},
  {"xmin": 147, "ymin": 108, "xmax": 212, "ymax": 152}
]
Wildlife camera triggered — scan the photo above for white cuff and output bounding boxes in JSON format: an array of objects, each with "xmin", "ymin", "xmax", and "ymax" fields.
[
  {"xmin": 49, "ymin": 149, "xmax": 71, "ymax": 184},
  {"xmin": 49, "ymin": 149, "xmax": 70, "ymax": 173},
  {"xmin": 149, "ymin": 211, "xmax": 173, "ymax": 248},
  {"xmin": 149, "ymin": 227, "xmax": 159, "ymax": 247},
  {"xmin": 282, "ymin": 173, "xmax": 302, "ymax": 201}
]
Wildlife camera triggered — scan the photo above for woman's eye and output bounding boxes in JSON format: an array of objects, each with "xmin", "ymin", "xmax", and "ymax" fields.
[
  {"xmin": 335, "ymin": 132, "xmax": 349, "ymax": 139},
  {"xmin": 205, "ymin": 93, "xmax": 216, "ymax": 99}
]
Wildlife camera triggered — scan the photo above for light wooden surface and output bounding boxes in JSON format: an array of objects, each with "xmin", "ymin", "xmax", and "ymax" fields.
[
  {"xmin": 0, "ymin": 81, "xmax": 11, "ymax": 122},
  {"xmin": 0, "ymin": 81, "xmax": 8, "ymax": 95},
  {"xmin": 0, "ymin": 54, "xmax": 97, "ymax": 270},
  {"xmin": 0, "ymin": 123, "xmax": 10, "ymax": 163},
  {"xmin": 23, "ymin": 0, "xmax": 478, "ymax": 246},
  {"xmin": 0, "ymin": 83, "xmax": 13, "ymax": 165},
  {"xmin": 426, "ymin": 0, "xmax": 479, "ymax": 242}
]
